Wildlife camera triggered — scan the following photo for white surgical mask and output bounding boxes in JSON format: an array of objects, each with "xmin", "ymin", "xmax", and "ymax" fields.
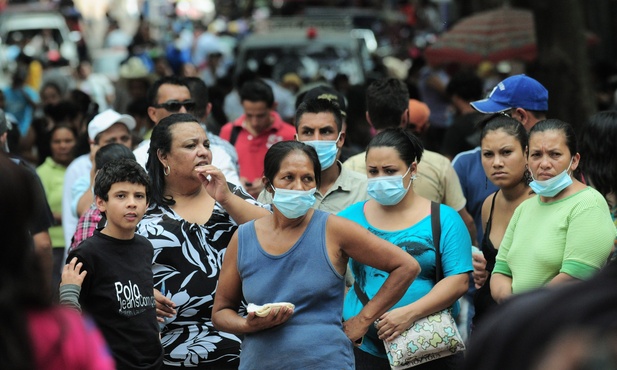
[
  {"xmin": 529, "ymin": 158, "xmax": 574, "ymax": 197},
  {"xmin": 303, "ymin": 132, "xmax": 341, "ymax": 170},
  {"xmin": 367, "ymin": 167, "xmax": 415, "ymax": 206},
  {"xmin": 271, "ymin": 185, "xmax": 317, "ymax": 219}
]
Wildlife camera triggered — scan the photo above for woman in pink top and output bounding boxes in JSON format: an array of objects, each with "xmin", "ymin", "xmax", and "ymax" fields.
[{"xmin": 0, "ymin": 153, "xmax": 114, "ymax": 370}]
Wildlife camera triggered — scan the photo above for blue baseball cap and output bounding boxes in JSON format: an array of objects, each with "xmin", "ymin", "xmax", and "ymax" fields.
[{"xmin": 471, "ymin": 74, "xmax": 548, "ymax": 113}]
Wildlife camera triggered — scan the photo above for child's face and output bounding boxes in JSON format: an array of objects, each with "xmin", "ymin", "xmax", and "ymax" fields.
[{"xmin": 96, "ymin": 181, "xmax": 148, "ymax": 239}]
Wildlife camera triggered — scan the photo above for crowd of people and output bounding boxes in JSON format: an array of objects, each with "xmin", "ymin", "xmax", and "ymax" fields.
[{"xmin": 1, "ymin": 7, "xmax": 617, "ymax": 370}]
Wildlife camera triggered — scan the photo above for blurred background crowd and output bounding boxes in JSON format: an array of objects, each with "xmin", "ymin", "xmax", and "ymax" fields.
[{"xmin": 1, "ymin": 0, "xmax": 616, "ymax": 166}]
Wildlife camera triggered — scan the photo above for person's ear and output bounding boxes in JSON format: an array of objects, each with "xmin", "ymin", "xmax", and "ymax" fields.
[
  {"xmin": 147, "ymin": 106, "xmax": 158, "ymax": 123},
  {"xmin": 410, "ymin": 161, "xmax": 418, "ymax": 177},
  {"xmin": 365, "ymin": 111, "xmax": 373, "ymax": 127},
  {"xmin": 262, "ymin": 176, "xmax": 273, "ymax": 194},
  {"xmin": 514, "ymin": 108, "xmax": 531, "ymax": 128},
  {"xmin": 400, "ymin": 108, "xmax": 410, "ymax": 128},
  {"xmin": 95, "ymin": 195, "xmax": 107, "ymax": 214},
  {"xmin": 205, "ymin": 102, "xmax": 212, "ymax": 118},
  {"xmin": 336, "ymin": 130, "xmax": 346, "ymax": 149},
  {"xmin": 157, "ymin": 149, "xmax": 167, "ymax": 167},
  {"xmin": 570, "ymin": 152, "xmax": 581, "ymax": 171}
]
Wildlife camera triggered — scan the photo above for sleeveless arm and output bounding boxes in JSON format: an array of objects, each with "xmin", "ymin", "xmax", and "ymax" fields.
[
  {"xmin": 212, "ymin": 230, "xmax": 294, "ymax": 335},
  {"xmin": 330, "ymin": 215, "xmax": 420, "ymax": 343}
]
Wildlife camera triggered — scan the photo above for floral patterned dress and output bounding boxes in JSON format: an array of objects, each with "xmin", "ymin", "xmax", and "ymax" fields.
[{"xmin": 137, "ymin": 185, "xmax": 259, "ymax": 368}]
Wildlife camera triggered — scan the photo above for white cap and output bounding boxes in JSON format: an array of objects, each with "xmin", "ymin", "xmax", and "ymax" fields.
[{"xmin": 88, "ymin": 109, "xmax": 136, "ymax": 140}]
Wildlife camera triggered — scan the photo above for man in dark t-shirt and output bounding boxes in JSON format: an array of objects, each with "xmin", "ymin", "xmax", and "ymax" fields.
[{"xmin": 1, "ymin": 110, "xmax": 54, "ymax": 288}]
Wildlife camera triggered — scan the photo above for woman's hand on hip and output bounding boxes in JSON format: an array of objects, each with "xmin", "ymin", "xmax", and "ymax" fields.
[{"xmin": 343, "ymin": 315, "xmax": 371, "ymax": 346}]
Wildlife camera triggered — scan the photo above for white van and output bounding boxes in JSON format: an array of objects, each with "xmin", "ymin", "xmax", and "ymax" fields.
[{"xmin": 0, "ymin": 7, "xmax": 79, "ymax": 74}]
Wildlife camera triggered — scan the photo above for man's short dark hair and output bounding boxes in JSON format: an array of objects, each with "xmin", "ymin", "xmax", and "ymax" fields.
[
  {"xmin": 239, "ymin": 79, "xmax": 274, "ymax": 108},
  {"xmin": 185, "ymin": 77, "xmax": 209, "ymax": 119},
  {"xmin": 147, "ymin": 76, "xmax": 189, "ymax": 107},
  {"xmin": 446, "ymin": 71, "xmax": 483, "ymax": 102},
  {"xmin": 366, "ymin": 78, "xmax": 409, "ymax": 130},
  {"xmin": 295, "ymin": 98, "xmax": 343, "ymax": 132},
  {"xmin": 94, "ymin": 158, "xmax": 151, "ymax": 203},
  {"xmin": 94, "ymin": 143, "xmax": 135, "ymax": 171}
]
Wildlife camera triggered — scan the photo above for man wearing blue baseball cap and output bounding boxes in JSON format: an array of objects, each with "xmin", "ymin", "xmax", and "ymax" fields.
[
  {"xmin": 453, "ymin": 74, "xmax": 549, "ymax": 335},
  {"xmin": 470, "ymin": 74, "xmax": 548, "ymax": 130},
  {"xmin": 456, "ymin": 74, "xmax": 549, "ymax": 245}
]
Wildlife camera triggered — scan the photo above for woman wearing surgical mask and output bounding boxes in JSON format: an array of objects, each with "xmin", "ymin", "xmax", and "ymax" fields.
[
  {"xmin": 338, "ymin": 128, "xmax": 473, "ymax": 370},
  {"xmin": 212, "ymin": 140, "xmax": 420, "ymax": 370},
  {"xmin": 491, "ymin": 119, "xmax": 616, "ymax": 304}
]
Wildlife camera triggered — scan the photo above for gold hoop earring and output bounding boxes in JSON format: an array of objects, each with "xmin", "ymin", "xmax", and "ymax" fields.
[{"xmin": 163, "ymin": 164, "xmax": 170, "ymax": 176}]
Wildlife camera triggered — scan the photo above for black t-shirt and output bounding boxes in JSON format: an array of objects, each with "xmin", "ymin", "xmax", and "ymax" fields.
[
  {"xmin": 9, "ymin": 154, "xmax": 53, "ymax": 234},
  {"xmin": 68, "ymin": 229, "xmax": 163, "ymax": 370}
]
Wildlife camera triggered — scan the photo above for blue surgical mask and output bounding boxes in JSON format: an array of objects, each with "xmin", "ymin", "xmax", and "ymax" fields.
[
  {"xmin": 367, "ymin": 167, "xmax": 415, "ymax": 206},
  {"xmin": 529, "ymin": 159, "xmax": 573, "ymax": 197},
  {"xmin": 271, "ymin": 186, "xmax": 317, "ymax": 219},
  {"xmin": 303, "ymin": 133, "xmax": 341, "ymax": 170}
]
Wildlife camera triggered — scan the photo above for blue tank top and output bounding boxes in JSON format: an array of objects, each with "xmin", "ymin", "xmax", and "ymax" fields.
[{"xmin": 237, "ymin": 210, "xmax": 354, "ymax": 369}]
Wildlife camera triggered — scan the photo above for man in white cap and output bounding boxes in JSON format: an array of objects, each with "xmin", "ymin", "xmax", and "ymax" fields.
[{"xmin": 62, "ymin": 109, "xmax": 135, "ymax": 255}]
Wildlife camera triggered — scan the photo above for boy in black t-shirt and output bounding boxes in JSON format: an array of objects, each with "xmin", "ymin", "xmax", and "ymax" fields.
[{"xmin": 60, "ymin": 159, "xmax": 163, "ymax": 370}]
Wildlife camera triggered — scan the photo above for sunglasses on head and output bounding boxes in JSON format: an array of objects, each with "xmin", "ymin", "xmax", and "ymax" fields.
[{"xmin": 153, "ymin": 100, "xmax": 196, "ymax": 112}]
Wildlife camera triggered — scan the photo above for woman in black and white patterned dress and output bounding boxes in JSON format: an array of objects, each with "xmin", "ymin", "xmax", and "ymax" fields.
[{"xmin": 137, "ymin": 113, "xmax": 269, "ymax": 369}]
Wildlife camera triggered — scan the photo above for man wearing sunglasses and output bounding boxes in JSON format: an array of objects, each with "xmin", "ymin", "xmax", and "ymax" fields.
[
  {"xmin": 133, "ymin": 76, "xmax": 193, "ymax": 168},
  {"xmin": 133, "ymin": 77, "xmax": 241, "ymax": 188}
]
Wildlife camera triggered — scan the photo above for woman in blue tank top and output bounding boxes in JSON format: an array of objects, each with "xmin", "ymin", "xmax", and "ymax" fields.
[{"xmin": 212, "ymin": 141, "xmax": 420, "ymax": 369}]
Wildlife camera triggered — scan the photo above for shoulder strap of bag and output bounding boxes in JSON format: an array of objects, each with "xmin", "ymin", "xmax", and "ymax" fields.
[
  {"xmin": 431, "ymin": 201, "xmax": 443, "ymax": 282},
  {"xmin": 354, "ymin": 279, "xmax": 370, "ymax": 306},
  {"xmin": 354, "ymin": 202, "xmax": 442, "ymax": 306},
  {"xmin": 229, "ymin": 125, "xmax": 242, "ymax": 146}
]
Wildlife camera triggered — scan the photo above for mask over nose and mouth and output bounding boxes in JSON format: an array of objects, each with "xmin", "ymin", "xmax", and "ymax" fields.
[{"xmin": 367, "ymin": 167, "xmax": 416, "ymax": 206}]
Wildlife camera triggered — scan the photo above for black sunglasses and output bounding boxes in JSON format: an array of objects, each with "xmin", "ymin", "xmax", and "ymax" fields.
[{"xmin": 153, "ymin": 100, "xmax": 196, "ymax": 112}]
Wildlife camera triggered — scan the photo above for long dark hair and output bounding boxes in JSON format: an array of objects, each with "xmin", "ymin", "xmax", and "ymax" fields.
[
  {"xmin": 366, "ymin": 127, "xmax": 424, "ymax": 166},
  {"xmin": 146, "ymin": 113, "xmax": 200, "ymax": 206},
  {"xmin": 579, "ymin": 111, "xmax": 617, "ymax": 205},
  {"xmin": 0, "ymin": 153, "xmax": 50, "ymax": 369}
]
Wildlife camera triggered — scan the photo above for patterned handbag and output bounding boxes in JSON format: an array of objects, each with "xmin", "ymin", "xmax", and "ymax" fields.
[
  {"xmin": 353, "ymin": 202, "xmax": 465, "ymax": 369},
  {"xmin": 382, "ymin": 308, "xmax": 465, "ymax": 369}
]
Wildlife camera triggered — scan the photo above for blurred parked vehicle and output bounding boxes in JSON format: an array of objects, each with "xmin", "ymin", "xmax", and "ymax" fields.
[
  {"xmin": 0, "ymin": 4, "xmax": 80, "ymax": 75},
  {"xmin": 235, "ymin": 17, "xmax": 375, "ymax": 86}
]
